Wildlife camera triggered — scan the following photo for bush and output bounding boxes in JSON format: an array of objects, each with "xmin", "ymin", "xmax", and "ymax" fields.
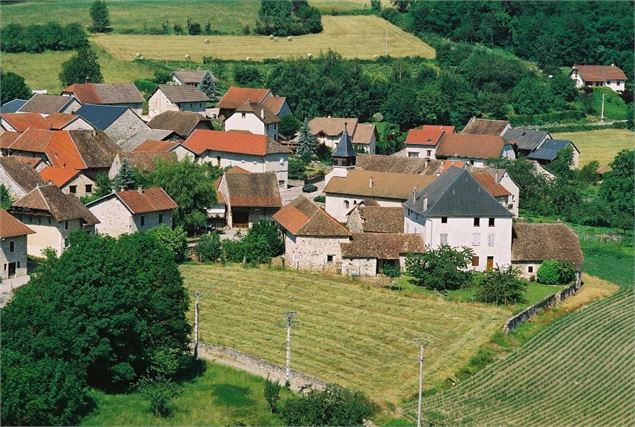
[
  {"xmin": 476, "ymin": 265, "xmax": 527, "ymax": 305},
  {"xmin": 245, "ymin": 220, "xmax": 285, "ymax": 258},
  {"xmin": 313, "ymin": 195, "xmax": 325, "ymax": 203},
  {"xmin": 405, "ymin": 245, "xmax": 474, "ymax": 291},
  {"xmin": 234, "ymin": 64, "xmax": 263, "ymax": 87},
  {"xmin": 221, "ymin": 238, "xmax": 246, "ymax": 263},
  {"xmin": 148, "ymin": 225, "xmax": 188, "ymax": 263},
  {"xmin": 382, "ymin": 263, "xmax": 401, "ymax": 278},
  {"xmin": 264, "ymin": 376, "xmax": 282, "ymax": 413},
  {"xmin": 134, "ymin": 79, "xmax": 159, "ymax": 96},
  {"xmin": 537, "ymin": 259, "xmax": 575, "ymax": 285},
  {"xmin": 187, "ymin": 18, "xmax": 202, "ymax": 35},
  {"xmin": 153, "ymin": 68, "xmax": 173, "ymax": 84},
  {"xmin": 288, "ymin": 157, "xmax": 306, "ymax": 180},
  {"xmin": 137, "ymin": 376, "xmax": 179, "ymax": 417},
  {"xmin": 196, "ymin": 233, "xmax": 222, "ymax": 262}
]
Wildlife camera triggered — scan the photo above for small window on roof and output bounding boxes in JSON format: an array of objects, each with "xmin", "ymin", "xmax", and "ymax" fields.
[{"xmin": 441, "ymin": 217, "xmax": 448, "ymax": 224}]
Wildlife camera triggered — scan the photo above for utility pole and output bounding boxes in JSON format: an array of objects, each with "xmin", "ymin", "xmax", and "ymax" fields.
[
  {"xmin": 600, "ymin": 92, "xmax": 605, "ymax": 122},
  {"xmin": 385, "ymin": 20, "xmax": 388, "ymax": 57},
  {"xmin": 284, "ymin": 311, "xmax": 296, "ymax": 386},
  {"xmin": 415, "ymin": 339, "xmax": 431, "ymax": 427},
  {"xmin": 194, "ymin": 291, "xmax": 200, "ymax": 359}
]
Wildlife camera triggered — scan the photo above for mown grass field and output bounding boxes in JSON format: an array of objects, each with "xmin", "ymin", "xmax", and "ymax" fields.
[
  {"xmin": 181, "ymin": 263, "xmax": 508, "ymax": 404},
  {"xmin": 92, "ymin": 16, "xmax": 436, "ymax": 61},
  {"xmin": 81, "ymin": 362, "xmax": 290, "ymax": 426},
  {"xmin": 552, "ymin": 128, "xmax": 634, "ymax": 167},
  {"xmin": 1, "ymin": 45, "xmax": 154, "ymax": 93}
]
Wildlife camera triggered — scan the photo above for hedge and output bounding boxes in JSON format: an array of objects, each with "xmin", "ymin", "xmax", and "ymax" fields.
[{"xmin": 1, "ymin": 22, "xmax": 88, "ymax": 53}]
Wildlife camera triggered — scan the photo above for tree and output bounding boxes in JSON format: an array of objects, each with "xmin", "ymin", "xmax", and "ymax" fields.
[
  {"xmin": 537, "ymin": 259, "xmax": 575, "ymax": 285},
  {"xmin": 112, "ymin": 158, "xmax": 139, "ymax": 190},
  {"xmin": 0, "ymin": 184, "xmax": 13, "ymax": 209},
  {"xmin": 234, "ymin": 64, "xmax": 263, "ymax": 87},
  {"xmin": 59, "ymin": 47, "xmax": 103, "ymax": 86},
  {"xmin": 476, "ymin": 265, "xmax": 527, "ymax": 305},
  {"xmin": 148, "ymin": 225, "xmax": 188, "ymax": 263},
  {"xmin": 1, "ymin": 71, "xmax": 31, "ymax": 104},
  {"xmin": 578, "ymin": 160, "xmax": 600, "ymax": 185},
  {"xmin": 264, "ymin": 376, "xmax": 282, "ymax": 413},
  {"xmin": 382, "ymin": 84, "xmax": 421, "ymax": 130},
  {"xmin": 279, "ymin": 114, "xmax": 302, "ymax": 140},
  {"xmin": 511, "ymin": 77, "xmax": 551, "ymax": 115},
  {"xmin": 196, "ymin": 232, "xmax": 222, "ymax": 262},
  {"xmin": 599, "ymin": 149, "xmax": 634, "ymax": 231},
  {"xmin": 391, "ymin": 0, "xmax": 410, "ymax": 13},
  {"xmin": 137, "ymin": 376, "xmax": 179, "ymax": 417},
  {"xmin": 255, "ymin": 0, "xmax": 322, "ymax": 36},
  {"xmin": 405, "ymin": 245, "xmax": 474, "ymax": 291},
  {"xmin": 296, "ymin": 119, "xmax": 317, "ymax": 163},
  {"xmin": 186, "ymin": 18, "xmax": 202, "ymax": 35},
  {"xmin": 196, "ymin": 71, "xmax": 218, "ymax": 102},
  {"xmin": 143, "ymin": 158, "xmax": 217, "ymax": 233},
  {"xmin": 89, "ymin": 0, "xmax": 111, "ymax": 33},
  {"xmin": 281, "ymin": 384, "xmax": 374, "ymax": 426},
  {"xmin": 242, "ymin": 219, "xmax": 284, "ymax": 261}
]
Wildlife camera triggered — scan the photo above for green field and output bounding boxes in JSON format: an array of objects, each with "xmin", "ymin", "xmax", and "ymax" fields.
[
  {"xmin": 590, "ymin": 88, "xmax": 628, "ymax": 120},
  {"xmin": 92, "ymin": 16, "xmax": 435, "ymax": 61},
  {"xmin": 552, "ymin": 128, "xmax": 634, "ymax": 167},
  {"xmin": 81, "ymin": 362, "xmax": 289, "ymax": 426},
  {"xmin": 181, "ymin": 263, "xmax": 508, "ymax": 404}
]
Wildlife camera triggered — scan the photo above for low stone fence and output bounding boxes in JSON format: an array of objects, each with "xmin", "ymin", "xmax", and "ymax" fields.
[
  {"xmin": 502, "ymin": 272, "xmax": 583, "ymax": 334},
  {"xmin": 198, "ymin": 342, "xmax": 327, "ymax": 392}
]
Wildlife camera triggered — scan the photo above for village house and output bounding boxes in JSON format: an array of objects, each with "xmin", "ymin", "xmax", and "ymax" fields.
[
  {"xmin": 119, "ymin": 128, "xmax": 178, "ymax": 152},
  {"xmin": 273, "ymin": 196, "xmax": 351, "ymax": 270},
  {"xmin": 18, "ymin": 94, "xmax": 81, "ymax": 114},
  {"xmin": 503, "ymin": 128, "xmax": 551, "ymax": 157},
  {"xmin": 0, "ymin": 157, "xmax": 46, "ymax": 198},
  {"xmin": 39, "ymin": 166, "xmax": 95, "ymax": 198},
  {"xmin": 10, "ymin": 184, "xmax": 99, "ymax": 256},
  {"xmin": 76, "ymin": 104, "xmax": 149, "ymax": 144},
  {"xmin": 346, "ymin": 205, "xmax": 405, "ymax": 234},
  {"xmin": 217, "ymin": 86, "xmax": 290, "ymax": 119},
  {"xmin": 570, "ymin": 64, "xmax": 627, "ymax": 93},
  {"xmin": 0, "ymin": 209, "xmax": 34, "ymax": 280},
  {"xmin": 262, "ymin": 96, "xmax": 292, "ymax": 118},
  {"xmin": 218, "ymin": 171, "xmax": 282, "ymax": 228},
  {"xmin": 133, "ymin": 139, "xmax": 196, "ymax": 161},
  {"xmin": 45, "ymin": 113, "xmax": 95, "ymax": 131},
  {"xmin": 511, "ymin": 223, "xmax": 583, "ymax": 279},
  {"xmin": 224, "ymin": 102, "xmax": 280, "ymax": 140},
  {"xmin": 86, "ymin": 187, "xmax": 178, "ymax": 238},
  {"xmin": 469, "ymin": 168, "xmax": 519, "ymax": 217},
  {"xmin": 435, "ymin": 133, "xmax": 515, "ymax": 167},
  {"xmin": 184, "ymin": 130, "xmax": 291, "ymax": 187},
  {"xmin": 108, "ymin": 151, "xmax": 176, "ymax": 179},
  {"xmin": 308, "ymin": 117, "xmax": 377, "ymax": 154},
  {"xmin": 1, "ymin": 112, "xmax": 51, "ymax": 132},
  {"xmin": 356, "ymin": 153, "xmax": 443, "ymax": 176},
  {"xmin": 461, "ymin": 117, "xmax": 512, "ymax": 136},
  {"xmin": 148, "ymin": 85, "xmax": 209, "ymax": 118},
  {"xmin": 148, "ymin": 111, "xmax": 214, "ymax": 139},
  {"xmin": 404, "ymin": 167, "xmax": 513, "ymax": 271},
  {"xmin": 172, "ymin": 70, "xmax": 209, "ymax": 87},
  {"xmin": 61, "ymin": 83, "xmax": 145, "ymax": 115},
  {"xmin": 527, "ymin": 139, "xmax": 580, "ymax": 169},
  {"xmin": 0, "ymin": 99, "xmax": 27, "ymax": 113},
  {"xmin": 405, "ymin": 125, "xmax": 455, "ymax": 159},
  {"xmin": 340, "ymin": 233, "xmax": 424, "ymax": 277}
]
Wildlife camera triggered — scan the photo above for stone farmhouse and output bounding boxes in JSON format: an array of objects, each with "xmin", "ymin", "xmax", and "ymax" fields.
[
  {"xmin": 405, "ymin": 125, "xmax": 455, "ymax": 159},
  {"xmin": 183, "ymin": 130, "xmax": 291, "ymax": 187},
  {"xmin": 0, "ymin": 157, "xmax": 46, "ymax": 198},
  {"xmin": 148, "ymin": 85, "xmax": 209, "ymax": 118},
  {"xmin": 0, "ymin": 209, "xmax": 34, "ymax": 280},
  {"xmin": 61, "ymin": 83, "xmax": 145, "ymax": 115},
  {"xmin": 147, "ymin": 111, "xmax": 214, "ymax": 139},
  {"xmin": 570, "ymin": 64, "xmax": 627, "ymax": 93},
  {"xmin": 10, "ymin": 184, "xmax": 99, "ymax": 256},
  {"xmin": 404, "ymin": 167, "xmax": 513, "ymax": 271},
  {"xmin": 346, "ymin": 205, "xmax": 405, "ymax": 234},
  {"xmin": 76, "ymin": 104, "xmax": 149, "ymax": 144},
  {"xmin": 86, "ymin": 187, "xmax": 178, "ymax": 238},
  {"xmin": 341, "ymin": 233, "xmax": 424, "ymax": 276},
  {"xmin": 224, "ymin": 102, "xmax": 280, "ymax": 140},
  {"xmin": 17, "ymin": 94, "xmax": 81, "ymax": 115},
  {"xmin": 462, "ymin": 117, "xmax": 512, "ymax": 136},
  {"xmin": 308, "ymin": 117, "xmax": 377, "ymax": 154},
  {"xmin": 503, "ymin": 128, "xmax": 551, "ymax": 157},
  {"xmin": 39, "ymin": 166, "xmax": 95, "ymax": 198},
  {"xmin": 217, "ymin": 86, "xmax": 290, "ymax": 119}
]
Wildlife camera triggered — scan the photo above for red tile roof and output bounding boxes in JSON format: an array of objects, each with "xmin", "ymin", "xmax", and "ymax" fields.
[
  {"xmin": 470, "ymin": 170, "xmax": 511, "ymax": 197},
  {"xmin": 0, "ymin": 209, "xmax": 35, "ymax": 238},
  {"xmin": 262, "ymin": 96, "xmax": 287, "ymax": 115},
  {"xmin": 46, "ymin": 113, "xmax": 80, "ymax": 130},
  {"xmin": 436, "ymin": 134, "xmax": 505, "ymax": 160},
  {"xmin": 62, "ymin": 84, "xmax": 101, "ymax": 104},
  {"xmin": 39, "ymin": 166, "xmax": 81, "ymax": 187},
  {"xmin": 46, "ymin": 131, "xmax": 86, "ymax": 169},
  {"xmin": 184, "ymin": 130, "xmax": 288, "ymax": 156},
  {"xmin": 574, "ymin": 65, "xmax": 627, "ymax": 82},
  {"xmin": 218, "ymin": 87, "xmax": 271, "ymax": 110},
  {"xmin": 405, "ymin": 125, "xmax": 455, "ymax": 146},
  {"xmin": 116, "ymin": 187, "xmax": 178, "ymax": 214},
  {"xmin": 0, "ymin": 131, "xmax": 20, "ymax": 149},
  {"xmin": 133, "ymin": 139, "xmax": 180, "ymax": 153},
  {"xmin": 1, "ymin": 112, "xmax": 50, "ymax": 132},
  {"xmin": 273, "ymin": 196, "xmax": 350, "ymax": 237},
  {"xmin": 9, "ymin": 128, "xmax": 55, "ymax": 153}
]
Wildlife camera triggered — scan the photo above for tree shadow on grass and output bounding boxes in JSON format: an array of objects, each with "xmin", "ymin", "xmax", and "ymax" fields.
[
  {"xmin": 174, "ymin": 357, "xmax": 207, "ymax": 383},
  {"xmin": 211, "ymin": 384, "xmax": 254, "ymax": 407}
]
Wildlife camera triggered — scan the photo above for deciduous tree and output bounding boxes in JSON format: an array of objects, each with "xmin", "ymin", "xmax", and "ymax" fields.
[
  {"xmin": 1, "ymin": 71, "xmax": 31, "ymax": 104},
  {"xmin": 89, "ymin": 0, "xmax": 111, "ymax": 33},
  {"xmin": 59, "ymin": 47, "xmax": 104, "ymax": 86}
]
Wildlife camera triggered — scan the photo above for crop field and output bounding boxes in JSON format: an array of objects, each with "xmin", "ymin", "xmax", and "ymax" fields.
[
  {"xmin": 92, "ymin": 16, "xmax": 436, "ymax": 61},
  {"xmin": 181, "ymin": 263, "xmax": 508, "ymax": 403},
  {"xmin": 403, "ymin": 285, "xmax": 634, "ymax": 426},
  {"xmin": 552, "ymin": 128, "xmax": 634, "ymax": 167}
]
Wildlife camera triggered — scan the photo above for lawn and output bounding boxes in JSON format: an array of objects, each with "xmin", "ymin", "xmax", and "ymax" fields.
[
  {"xmin": 551, "ymin": 128, "xmax": 634, "ymax": 167},
  {"xmin": 81, "ymin": 361, "xmax": 289, "ymax": 426},
  {"xmin": 92, "ymin": 16, "xmax": 436, "ymax": 61},
  {"xmin": 589, "ymin": 88, "xmax": 628, "ymax": 120},
  {"xmin": 1, "ymin": 45, "xmax": 154, "ymax": 93},
  {"xmin": 181, "ymin": 263, "xmax": 508, "ymax": 404}
]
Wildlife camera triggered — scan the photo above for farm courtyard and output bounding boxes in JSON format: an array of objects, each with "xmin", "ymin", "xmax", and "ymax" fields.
[{"xmin": 181, "ymin": 263, "xmax": 509, "ymax": 404}]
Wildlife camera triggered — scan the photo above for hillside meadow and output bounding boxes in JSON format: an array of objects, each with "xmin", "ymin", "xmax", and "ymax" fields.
[{"xmin": 552, "ymin": 128, "xmax": 634, "ymax": 167}]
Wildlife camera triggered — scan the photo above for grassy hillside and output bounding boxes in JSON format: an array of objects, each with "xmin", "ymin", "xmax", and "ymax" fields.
[
  {"xmin": 92, "ymin": 16, "xmax": 435, "ymax": 61},
  {"xmin": 181, "ymin": 263, "xmax": 508, "ymax": 404},
  {"xmin": 552, "ymin": 129, "xmax": 634, "ymax": 167},
  {"xmin": 81, "ymin": 362, "xmax": 289, "ymax": 426}
]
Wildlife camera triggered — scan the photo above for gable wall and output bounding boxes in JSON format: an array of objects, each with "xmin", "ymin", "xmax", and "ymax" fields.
[{"xmin": 105, "ymin": 109, "xmax": 149, "ymax": 144}]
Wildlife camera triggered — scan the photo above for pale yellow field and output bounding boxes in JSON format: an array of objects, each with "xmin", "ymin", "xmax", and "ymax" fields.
[
  {"xmin": 552, "ymin": 128, "xmax": 634, "ymax": 167},
  {"xmin": 93, "ymin": 15, "xmax": 436, "ymax": 61}
]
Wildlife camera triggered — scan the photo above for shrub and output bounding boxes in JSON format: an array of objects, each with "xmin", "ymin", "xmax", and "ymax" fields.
[
  {"xmin": 196, "ymin": 233, "xmax": 222, "ymax": 262},
  {"xmin": 234, "ymin": 64, "xmax": 263, "ymax": 87},
  {"xmin": 137, "ymin": 376, "xmax": 179, "ymax": 417},
  {"xmin": 288, "ymin": 157, "xmax": 306, "ymax": 180},
  {"xmin": 537, "ymin": 259, "xmax": 575, "ymax": 285},
  {"xmin": 89, "ymin": 1, "xmax": 111, "ymax": 33},
  {"xmin": 134, "ymin": 79, "xmax": 158, "ymax": 96},
  {"xmin": 313, "ymin": 195, "xmax": 325, "ymax": 203},
  {"xmin": 556, "ymin": 260, "xmax": 576, "ymax": 284},
  {"xmin": 187, "ymin": 18, "xmax": 202, "ymax": 35},
  {"xmin": 264, "ymin": 376, "xmax": 282, "ymax": 413},
  {"xmin": 221, "ymin": 238, "xmax": 246, "ymax": 263},
  {"xmin": 245, "ymin": 220, "xmax": 284, "ymax": 258},
  {"xmin": 148, "ymin": 225, "xmax": 188, "ymax": 263},
  {"xmin": 405, "ymin": 245, "xmax": 474, "ymax": 291},
  {"xmin": 382, "ymin": 263, "xmax": 401, "ymax": 278},
  {"xmin": 153, "ymin": 68, "xmax": 173, "ymax": 84},
  {"xmin": 476, "ymin": 265, "xmax": 527, "ymax": 305}
]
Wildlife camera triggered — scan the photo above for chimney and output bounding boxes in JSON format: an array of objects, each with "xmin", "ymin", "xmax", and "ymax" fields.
[
  {"xmin": 423, "ymin": 197, "xmax": 428, "ymax": 211},
  {"xmin": 368, "ymin": 176, "xmax": 373, "ymax": 189},
  {"xmin": 47, "ymin": 180, "xmax": 53, "ymax": 185},
  {"xmin": 137, "ymin": 185, "xmax": 144, "ymax": 195},
  {"xmin": 412, "ymin": 187, "xmax": 417, "ymax": 203},
  {"xmin": 119, "ymin": 186, "xmax": 125, "ymax": 192}
]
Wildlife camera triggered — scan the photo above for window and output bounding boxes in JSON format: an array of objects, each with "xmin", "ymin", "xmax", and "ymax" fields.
[
  {"xmin": 344, "ymin": 200, "xmax": 350, "ymax": 209},
  {"xmin": 64, "ymin": 220, "xmax": 69, "ymax": 230},
  {"xmin": 471, "ymin": 256, "xmax": 479, "ymax": 267},
  {"xmin": 9, "ymin": 241, "xmax": 15, "ymax": 252},
  {"xmin": 486, "ymin": 256, "xmax": 494, "ymax": 270},
  {"xmin": 36, "ymin": 216, "xmax": 41, "ymax": 225},
  {"xmin": 407, "ymin": 152, "xmax": 419, "ymax": 158},
  {"xmin": 327, "ymin": 254, "xmax": 334, "ymax": 263},
  {"xmin": 17, "ymin": 261, "xmax": 20, "ymax": 268},
  {"xmin": 472, "ymin": 233, "xmax": 480, "ymax": 246},
  {"xmin": 69, "ymin": 185, "xmax": 77, "ymax": 194},
  {"xmin": 488, "ymin": 233, "xmax": 495, "ymax": 247},
  {"xmin": 426, "ymin": 150, "xmax": 432, "ymax": 157},
  {"xmin": 528, "ymin": 266, "xmax": 534, "ymax": 273},
  {"xmin": 85, "ymin": 184, "xmax": 93, "ymax": 193},
  {"xmin": 140, "ymin": 216, "xmax": 145, "ymax": 226},
  {"xmin": 241, "ymin": 112, "xmax": 246, "ymax": 118},
  {"xmin": 279, "ymin": 157, "xmax": 284, "ymax": 165},
  {"xmin": 158, "ymin": 213, "xmax": 164, "ymax": 224},
  {"xmin": 474, "ymin": 218, "xmax": 480, "ymax": 226},
  {"xmin": 440, "ymin": 233, "xmax": 448, "ymax": 245},
  {"xmin": 489, "ymin": 218, "xmax": 495, "ymax": 227},
  {"xmin": 441, "ymin": 217, "xmax": 448, "ymax": 224},
  {"xmin": 216, "ymin": 156, "xmax": 221, "ymax": 166}
]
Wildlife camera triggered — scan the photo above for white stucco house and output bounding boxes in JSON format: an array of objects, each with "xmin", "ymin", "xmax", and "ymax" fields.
[
  {"xmin": 570, "ymin": 64, "xmax": 627, "ymax": 93},
  {"xmin": 224, "ymin": 102, "xmax": 280, "ymax": 140},
  {"xmin": 86, "ymin": 187, "xmax": 178, "ymax": 238},
  {"xmin": 148, "ymin": 85, "xmax": 209, "ymax": 118},
  {"xmin": 403, "ymin": 167, "xmax": 514, "ymax": 272},
  {"xmin": 0, "ymin": 209, "xmax": 34, "ymax": 280},
  {"xmin": 184, "ymin": 129, "xmax": 291, "ymax": 187},
  {"xmin": 404, "ymin": 125, "xmax": 455, "ymax": 159}
]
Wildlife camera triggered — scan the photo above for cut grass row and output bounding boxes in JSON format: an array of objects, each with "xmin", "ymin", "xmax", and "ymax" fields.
[
  {"xmin": 552, "ymin": 128, "xmax": 634, "ymax": 167},
  {"xmin": 181, "ymin": 263, "xmax": 508, "ymax": 404}
]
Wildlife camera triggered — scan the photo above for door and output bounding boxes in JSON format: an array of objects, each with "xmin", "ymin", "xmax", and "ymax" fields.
[
  {"xmin": 232, "ymin": 208, "xmax": 250, "ymax": 228},
  {"xmin": 8, "ymin": 262, "xmax": 16, "ymax": 278},
  {"xmin": 486, "ymin": 256, "xmax": 494, "ymax": 271}
]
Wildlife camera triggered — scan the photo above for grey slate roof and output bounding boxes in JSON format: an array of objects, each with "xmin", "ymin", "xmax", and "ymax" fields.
[
  {"xmin": 0, "ymin": 99, "xmax": 27, "ymax": 113},
  {"xmin": 527, "ymin": 139, "xmax": 576, "ymax": 162},
  {"xmin": 333, "ymin": 125, "xmax": 356, "ymax": 158},
  {"xmin": 76, "ymin": 104, "xmax": 129, "ymax": 130},
  {"xmin": 18, "ymin": 94, "xmax": 74, "ymax": 114},
  {"xmin": 404, "ymin": 166, "xmax": 512, "ymax": 218},
  {"xmin": 156, "ymin": 85, "xmax": 209, "ymax": 103},
  {"xmin": 503, "ymin": 128, "xmax": 549, "ymax": 151},
  {"xmin": 120, "ymin": 128, "xmax": 176, "ymax": 151}
]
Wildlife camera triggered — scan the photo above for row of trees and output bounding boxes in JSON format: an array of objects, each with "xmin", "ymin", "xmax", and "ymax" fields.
[
  {"xmin": 1, "ymin": 22, "xmax": 88, "ymax": 53},
  {"xmin": 255, "ymin": 0, "xmax": 322, "ymax": 36}
]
